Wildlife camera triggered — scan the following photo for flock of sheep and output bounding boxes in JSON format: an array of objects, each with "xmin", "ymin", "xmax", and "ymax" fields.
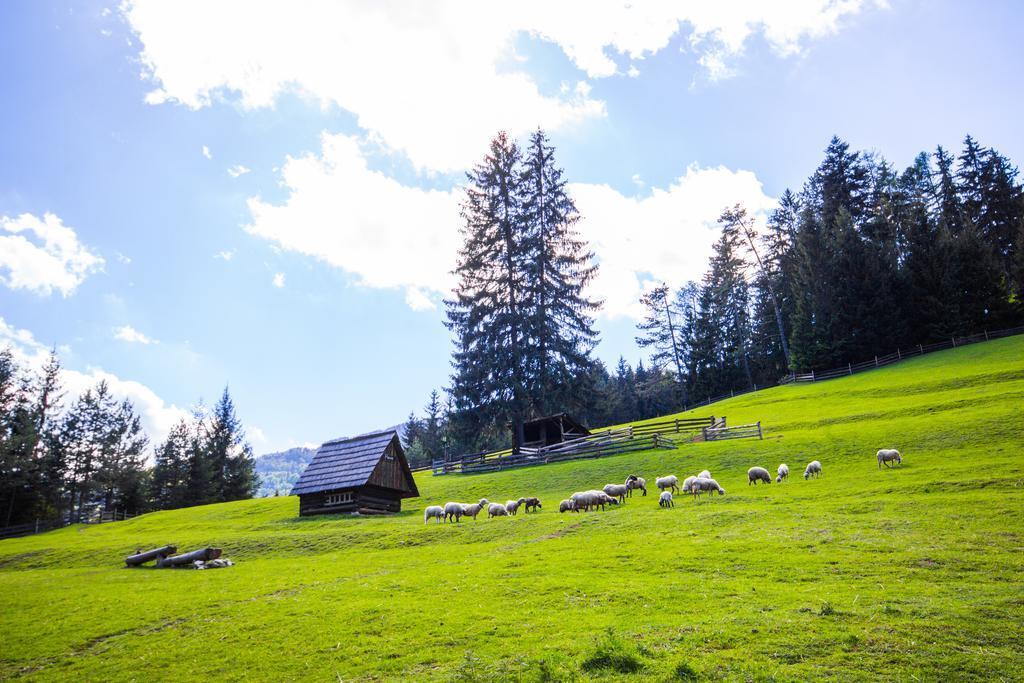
[{"xmin": 423, "ymin": 448, "xmax": 902, "ymax": 522}]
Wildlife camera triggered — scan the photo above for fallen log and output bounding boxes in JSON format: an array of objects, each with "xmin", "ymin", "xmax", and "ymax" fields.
[
  {"xmin": 156, "ymin": 547, "xmax": 222, "ymax": 568},
  {"xmin": 125, "ymin": 545, "xmax": 177, "ymax": 567}
]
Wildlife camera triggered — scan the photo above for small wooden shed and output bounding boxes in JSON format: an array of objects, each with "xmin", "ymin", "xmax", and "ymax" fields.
[
  {"xmin": 521, "ymin": 413, "xmax": 591, "ymax": 448},
  {"xmin": 292, "ymin": 430, "xmax": 419, "ymax": 516}
]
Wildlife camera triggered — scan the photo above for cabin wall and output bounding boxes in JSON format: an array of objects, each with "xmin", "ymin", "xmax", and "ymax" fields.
[
  {"xmin": 299, "ymin": 486, "xmax": 403, "ymax": 516},
  {"xmin": 367, "ymin": 442, "xmax": 413, "ymax": 493}
]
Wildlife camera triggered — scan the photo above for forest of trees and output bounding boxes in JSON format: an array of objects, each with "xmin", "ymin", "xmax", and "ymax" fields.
[
  {"xmin": 401, "ymin": 133, "xmax": 1024, "ymax": 464},
  {"xmin": 0, "ymin": 349, "xmax": 258, "ymax": 527}
]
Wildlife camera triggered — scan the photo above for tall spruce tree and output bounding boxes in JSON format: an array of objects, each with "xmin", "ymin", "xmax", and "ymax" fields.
[
  {"xmin": 205, "ymin": 387, "xmax": 258, "ymax": 502},
  {"xmin": 635, "ymin": 284, "xmax": 686, "ymax": 394},
  {"xmin": 519, "ymin": 129, "xmax": 601, "ymax": 415}
]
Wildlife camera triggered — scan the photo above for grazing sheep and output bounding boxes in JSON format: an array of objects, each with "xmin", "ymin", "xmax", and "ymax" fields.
[
  {"xmin": 570, "ymin": 491, "xmax": 596, "ymax": 512},
  {"xmin": 877, "ymin": 449, "xmax": 902, "ymax": 468},
  {"xmin": 424, "ymin": 505, "xmax": 444, "ymax": 524},
  {"xmin": 656, "ymin": 475, "xmax": 680, "ymax": 494},
  {"xmin": 559, "ymin": 499, "xmax": 577, "ymax": 513},
  {"xmin": 522, "ymin": 497, "xmax": 542, "ymax": 513},
  {"xmin": 505, "ymin": 498, "xmax": 526, "ymax": 515},
  {"xmin": 804, "ymin": 460, "xmax": 822, "ymax": 480},
  {"xmin": 443, "ymin": 502, "xmax": 464, "ymax": 522},
  {"xmin": 681, "ymin": 475, "xmax": 698, "ymax": 494},
  {"xmin": 571, "ymin": 490, "xmax": 616, "ymax": 511},
  {"xmin": 460, "ymin": 498, "xmax": 489, "ymax": 520},
  {"xmin": 698, "ymin": 469, "xmax": 711, "ymax": 480},
  {"xmin": 690, "ymin": 477, "xmax": 725, "ymax": 501},
  {"xmin": 625, "ymin": 475, "xmax": 647, "ymax": 497},
  {"xmin": 776, "ymin": 464, "xmax": 789, "ymax": 483},
  {"xmin": 598, "ymin": 492, "xmax": 620, "ymax": 507},
  {"xmin": 748, "ymin": 467, "xmax": 772, "ymax": 485},
  {"xmin": 659, "ymin": 491, "xmax": 674, "ymax": 508},
  {"xmin": 603, "ymin": 483, "xmax": 629, "ymax": 503},
  {"xmin": 487, "ymin": 503, "xmax": 509, "ymax": 518}
]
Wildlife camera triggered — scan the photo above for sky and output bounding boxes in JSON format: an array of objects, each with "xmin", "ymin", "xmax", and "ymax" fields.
[{"xmin": 1, "ymin": 1, "xmax": 1022, "ymax": 454}]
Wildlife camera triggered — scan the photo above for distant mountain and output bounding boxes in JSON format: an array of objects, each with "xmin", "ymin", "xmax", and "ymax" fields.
[
  {"xmin": 254, "ymin": 425, "xmax": 405, "ymax": 497},
  {"xmin": 254, "ymin": 447, "xmax": 315, "ymax": 497}
]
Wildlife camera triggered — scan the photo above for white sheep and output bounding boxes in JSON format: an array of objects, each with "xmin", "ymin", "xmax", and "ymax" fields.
[
  {"xmin": 597, "ymin": 491, "xmax": 620, "ymax": 508},
  {"xmin": 748, "ymin": 467, "xmax": 772, "ymax": 485},
  {"xmin": 571, "ymin": 490, "xmax": 617, "ymax": 511},
  {"xmin": 460, "ymin": 498, "xmax": 489, "ymax": 520},
  {"xmin": 776, "ymin": 464, "xmax": 789, "ymax": 483},
  {"xmin": 690, "ymin": 477, "xmax": 725, "ymax": 501},
  {"xmin": 559, "ymin": 499, "xmax": 577, "ymax": 513},
  {"xmin": 487, "ymin": 502, "xmax": 509, "ymax": 518},
  {"xmin": 682, "ymin": 475, "xmax": 698, "ymax": 495},
  {"xmin": 424, "ymin": 505, "xmax": 444, "ymax": 524},
  {"xmin": 444, "ymin": 502, "xmax": 464, "ymax": 523},
  {"xmin": 603, "ymin": 483, "xmax": 629, "ymax": 503},
  {"xmin": 505, "ymin": 498, "xmax": 526, "ymax": 515},
  {"xmin": 625, "ymin": 475, "xmax": 647, "ymax": 497},
  {"xmin": 877, "ymin": 449, "xmax": 902, "ymax": 468},
  {"xmin": 659, "ymin": 491, "xmax": 674, "ymax": 508},
  {"xmin": 656, "ymin": 475, "xmax": 679, "ymax": 494},
  {"xmin": 698, "ymin": 469, "xmax": 711, "ymax": 480},
  {"xmin": 804, "ymin": 460, "xmax": 822, "ymax": 480},
  {"xmin": 522, "ymin": 497, "xmax": 542, "ymax": 513}
]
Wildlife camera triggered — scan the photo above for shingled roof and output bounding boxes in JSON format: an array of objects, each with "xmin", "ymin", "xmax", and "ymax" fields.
[{"xmin": 291, "ymin": 430, "xmax": 417, "ymax": 497}]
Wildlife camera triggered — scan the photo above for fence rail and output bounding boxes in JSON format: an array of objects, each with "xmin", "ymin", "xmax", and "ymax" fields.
[
  {"xmin": 780, "ymin": 325, "xmax": 1024, "ymax": 385},
  {"xmin": 703, "ymin": 421, "xmax": 763, "ymax": 441},
  {"xmin": 0, "ymin": 509, "xmax": 138, "ymax": 541}
]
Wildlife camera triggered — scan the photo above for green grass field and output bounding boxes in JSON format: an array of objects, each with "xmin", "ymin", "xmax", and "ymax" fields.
[{"xmin": 2, "ymin": 337, "xmax": 1023, "ymax": 682}]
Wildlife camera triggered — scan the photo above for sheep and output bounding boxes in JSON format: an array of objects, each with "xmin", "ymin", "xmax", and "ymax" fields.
[
  {"xmin": 656, "ymin": 475, "xmax": 679, "ymax": 494},
  {"xmin": 659, "ymin": 491, "xmax": 674, "ymax": 508},
  {"xmin": 603, "ymin": 483, "xmax": 629, "ymax": 503},
  {"xmin": 559, "ymin": 499, "xmax": 577, "ymax": 513},
  {"xmin": 682, "ymin": 475, "xmax": 698, "ymax": 495},
  {"xmin": 443, "ymin": 502, "xmax": 464, "ymax": 523},
  {"xmin": 804, "ymin": 460, "xmax": 822, "ymax": 480},
  {"xmin": 690, "ymin": 477, "xmax": 725, "ymax": 502},
  {"xmin": 487, "ymin": 502, "xmax": 509, "ymax": 518},
  {"xmin": 571, "ymin": 490, "xmax": 617, "ymax": 512},
  {"xmin": 698, "ymin": 469, "xmax": 711, "ymax": 480},
  {"xmin": 748, "ymin": 466, "xmax": 772, "ymax": 485},
  {"xmin": 460, "ymin": 498, "xmax": 489, "ymax": 520},
  {"xmin": 625, "ymin": 475, "xmax": 647, "ymax": 497},
  {"xmin": 505, "ymin": 498, "xmax": 526, "ymax": 515},
  {"xmin": 522, "ymin": 497, "xmax": 542, "ymax": 513},
  {"xmin": 424, "ymin": 505, "xmax": 444, "ymax": 524},
  {"xmin": 597, "ymin": 492, "xmax": 620, "ymax": 507},
  {"xmin": 776, "ymin": 464, "xmax": 789, "ymax": 483},
  {"xmin": 877, "ymin": 449, "xmax": 902, "ymax": 468}
]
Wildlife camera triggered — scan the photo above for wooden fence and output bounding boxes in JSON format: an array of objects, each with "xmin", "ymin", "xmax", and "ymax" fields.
[
  {"xmin": 781, "ymin": 325, "xmax": 1024, "ymax": 384},
  {"xmin": 702, "ymin": 421, "xmax": 763, "ymax": 441},
  {"xmin": 430, "ymin": 414, "xmax": 740, "ymax": 476},
  {"xmin": 0, "ymin": 509, "xmax": 138, "ymax": 541}
]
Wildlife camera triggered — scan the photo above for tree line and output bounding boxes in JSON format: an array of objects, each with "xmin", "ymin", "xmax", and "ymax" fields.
[
  {"xmin": 401, "ymin": 133, "xmax": 1023, "ymax": 464},
  {"xmin": 0, "ymin": 349, "xmax": 258, "ymax": 527}
]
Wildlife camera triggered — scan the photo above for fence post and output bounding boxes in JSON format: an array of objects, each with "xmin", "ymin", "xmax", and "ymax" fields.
[
  {"xmin": 757, "ymin": 421, "xmax": 763, "ymax": 440},
  {"xmin": 919, "ymin": 344, "xmax": 923, "ymax": 354},
  {"xmin": 34, "ymin": 518, "xmax": 39, "ymax": 534},
  {"xmin": 874, "ymin": 356, "xmax": 879, "ymax": 367},
  {"xmin": 730, "ymin": 389, "xmax": 734, "ymax": 398},
  {"xmin": 951, "ymin": 337, "xmax": 956, "ymax": 348},
  {"xmin": 897, "ymin": 348, "xmax": 901, "ymax": 360},
  {"xmin": 675, "ymin": 418, "xmax": 680, "ymax": 433},
  {"xmin": 985, "ymin": 329, "xmax": 989, "ymax": 341},
  {"xmin": 811, "ymin": 370, "xmax": 815, "ymax": 381},
  {"xmin": 653, "ymin": 433, "xmax": 660, "ymax": 448}
]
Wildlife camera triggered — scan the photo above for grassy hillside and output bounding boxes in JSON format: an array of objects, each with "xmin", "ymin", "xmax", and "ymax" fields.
[{"xmin": 2, "ymin": 337, "xmax": 1023, "ymax": 681}]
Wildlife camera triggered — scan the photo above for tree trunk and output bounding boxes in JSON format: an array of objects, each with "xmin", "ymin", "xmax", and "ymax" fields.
[
  {"xmin": 125, "ymin": 545, "xmax": 178, "ymax": 567},
  {"xmin": 156, "ymin": 547, "xmax": 221, "ymax": 568}
]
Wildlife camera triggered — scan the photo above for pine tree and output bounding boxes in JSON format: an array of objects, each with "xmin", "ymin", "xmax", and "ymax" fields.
[
  {"xmin": 446, "ymin": 132, "xmax": 528, "ymax": 449},
  {"xmin": 205, "ymin": 387, "xmax": 258, "ymax": 502},
  {"xmin": 519, "ymin": 129, "xmax": 601, "ymax": 415},
  {"xmin": 635, "ymin": 284, "xmax": 686, "ymax": 394},
  {"xmin": 420, "ymin": 390, "xmax": 443, "ymax": 462},
  {"xmin": 151, "ymin": 419, "xmax": 191, "ymax": 509}
]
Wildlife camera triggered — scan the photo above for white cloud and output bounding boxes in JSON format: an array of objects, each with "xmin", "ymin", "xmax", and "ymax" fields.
[
  {"xmin": 570, "ymin": 165, "xmax": 776, "ymax": 318},
  {"xmin": 251, "ymin": 426, "xmax": 268, "ymax": 443},
  {"xmin": 246, "ymin": 132, "xmax": 774, "ymax": 319},
  {"xmin": 113, "ymin": 325, "xmax": 157, "ymax": 345},
  {"xmin": 115, "ymin": 251, "xmax": 132, "ymax": 264},
  {"xmin": 201, "ymin": 144, "xmax": 212, "ymax": 159},
  {"xmin": 215, "ymin": 250, "xmax": 234, "ymax": 261},
  {"xmin": 227, "ymin": 164, "xmax": 251, "ymax": 178},
  {"xmin": 122, "ymin": 1, "xmax": 871, "ymax": 172},
  {"xmin": 272, "ymin": 272, "xmax": 285, "ymax": 288},
  {"xmin": 247, "ymin": 133, "xmax": 460, "ymax": 301},
  {"xmin": 0, "ymin": 317, "xmax": 186, "ymax": 444},
  {"xmin": 0, "ymin": 212, "xmax": 104, "ymax": 296},
  {"xmin": 627, "ymin": 65, "xmax": 641, "ymax": 78}
]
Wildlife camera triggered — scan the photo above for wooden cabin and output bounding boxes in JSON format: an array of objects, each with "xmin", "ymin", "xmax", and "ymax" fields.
[
  {"xmin": 292, "ymin": 430, "xmax": 419, "ymax": 516},
  {"xmin": 520, "ymin": 413, "xmax": 590, "ymax": 449}
]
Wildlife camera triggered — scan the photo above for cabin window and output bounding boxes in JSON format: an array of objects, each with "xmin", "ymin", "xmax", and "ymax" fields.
[{"xmin": 325, "ymin": 492, "xmax": 353, "ymax": 505}]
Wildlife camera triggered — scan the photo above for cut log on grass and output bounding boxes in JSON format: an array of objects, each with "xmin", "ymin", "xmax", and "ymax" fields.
[
  {"xmin": 125, "ymin": 545, "xmax": 177, "ymax": 567},
  {"xmin": 156, "ymin": 547, "xmax": 222, "ymax": 568}
]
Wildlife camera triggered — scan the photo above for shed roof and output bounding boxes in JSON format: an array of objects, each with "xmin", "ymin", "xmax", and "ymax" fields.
[{"xmin": 292, "ymin": 430, "xmax": 415, "ymax": 496}]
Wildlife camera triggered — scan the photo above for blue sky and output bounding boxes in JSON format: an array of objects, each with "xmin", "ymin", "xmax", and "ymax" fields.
[{"xmin": 1, "ymin": 1, "xmax": 1021, "ymax": 453}]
